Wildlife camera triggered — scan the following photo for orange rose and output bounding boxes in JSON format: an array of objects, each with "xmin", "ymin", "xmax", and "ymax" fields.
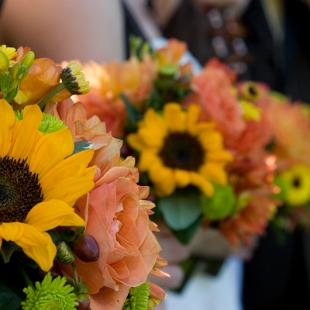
[
  {"xmin": 53, "ymin": 100, "xmax": 162, "ymax": 309},
  {"xmin": 15, "ymin": 58, "xmax": 63, "ymax": 106}
]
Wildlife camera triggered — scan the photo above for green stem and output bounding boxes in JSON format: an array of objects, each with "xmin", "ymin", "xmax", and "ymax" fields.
[
  {"xmin": 20, "ymin": 268, "xmax": 33, "ymax": 287},
  {"xmin": 39, "ymin": 83, "xmax": 65, "ymax": 110}
]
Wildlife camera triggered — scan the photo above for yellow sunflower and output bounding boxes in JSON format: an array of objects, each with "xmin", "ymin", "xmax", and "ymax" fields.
[
  {"xmin": 281, "ymin": 164, "xmax": 310, "ymax": 206},
  {"xmin": 0, "ymin": 100, "xmax": 95, "ymax": 271},
  {"xmin": 128, "ymin": 103, "xmax": 233, "ymax": 196}
]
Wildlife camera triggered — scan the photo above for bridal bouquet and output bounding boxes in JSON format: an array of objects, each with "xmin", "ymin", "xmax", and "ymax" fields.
[
  {"xmin": 77, "ymin": 39, "xmax": 279, "ymax": 247},
  {"xmin": 0, "ymin": 45, "xmax": 165, "ymax": 310},
  {"xmin": 262, "ymin": 93, "xmax": 310, "ymax": 231}
]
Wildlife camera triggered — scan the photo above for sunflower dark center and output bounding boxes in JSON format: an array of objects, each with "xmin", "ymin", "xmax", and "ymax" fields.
[
  {"xmin": 248, "ymin": 85, "xmax": 257, "ymax": 97},
  {"xmin": 159, "ymin": 132, "xmax": 205, "ymax": 171},
  {"xmin": 293, "ymin": 177, "xmax": 302, "ymax": 188},
  {"xmin": 0, "ymin": 156, "xmax": 43, "ymax": 223}
]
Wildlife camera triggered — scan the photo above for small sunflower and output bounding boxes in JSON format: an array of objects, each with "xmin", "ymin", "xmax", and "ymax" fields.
[
  {"xmin": 61, "ymin": 62, "xmax": 90, "ymax": 95},
  {"xmin": 0, "ymin": 100, "xmax": 95, "ymax": 271},
  {"xmin": 280, "ymin": 164, "xmax": 310, "ymax": 206},
  {"xmin": 128, "ymin": 103, "xmax": 232, "ymax": 196}
]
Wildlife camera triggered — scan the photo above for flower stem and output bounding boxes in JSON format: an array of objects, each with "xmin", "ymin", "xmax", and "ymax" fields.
[{"xmin": 39, "ymin": 83, "xmax": 65, "ymax": 110}]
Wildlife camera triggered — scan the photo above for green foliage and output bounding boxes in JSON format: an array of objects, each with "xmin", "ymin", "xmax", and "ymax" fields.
[
  {"xmin": 38, "ymin": 114, "xmax": 66, "ymax": 134},
  {"xmin": 201, "ymin": 184, "xmax": 236, "ymax": 221},
  {"xmin": 21, "ymin": 273, "xmax": 78, "ymax": 310},
  {"xmin": 120, "ymin": 93, "xmax": 142, "ymax": 132},
  {"xmin": 0, "ymin": 51, "xmax": 35, "ymax": 103},
  {"xmin": 123, "ymin": 283, "xmax": 150, "ymax": 310},
  {"xmin": 0, "ymin": 282, "xmax": 21, "ymax": 310},
  {"xmin": 158, "ymin": 190, "xmax": 202, "ymax": 231},
  {"xmin": 129, "ymin": 36, "xmax": 151, "ymax": 60},
  {"xmin": 172, "ymin": 216, "xmax": 203, "ymax": 245},
  {"xmin": 0, "ymin": 241, "xmax": 19, "ymax": 264},
  {"xmin": 73, "ymin": 141, "xmax": 92, "ymax": 154},
  {"xmin": 147, "ymin": 73, "xmax": 191, "ymax": 111},
  {"xmin": 274, "ymin": 176, "xmax": 290, "ymax": 201}
]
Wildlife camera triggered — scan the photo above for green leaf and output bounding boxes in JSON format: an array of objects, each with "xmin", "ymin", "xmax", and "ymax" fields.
[
  {"xmin": 159, "ymin": 64, "xmax": 178, "ymax": 76},
  {"xmin": 172, "ymin": 216, "xmax": 203, "ymax": 245},
  {"xmin": 0, "ymin": 72, "xmax": 11, "ymax": 96},
  {"xmin": 73, "ymin": 141, "xmax": 92, "ymax": 154},
  {"xmin": 201, "ymin": 184, "xmax": 236, "ymax": 221},
  {"xmin": 0, "ymin": 241, "xmax": 19, "ymax": 264},
  {"xmin": 120, "ymin": 93, "xmax": 142, "ymax": 132},
  {"xmin": 158, "ymin": 190, "xmax": 202, "ymax": 231},
  {"xmin": 274, "ymin": 176, "xmax": 289, "ymax": 201},
  {"xmin": 0, "ymin": 283, "xmax": 21, "ymax": 310}
]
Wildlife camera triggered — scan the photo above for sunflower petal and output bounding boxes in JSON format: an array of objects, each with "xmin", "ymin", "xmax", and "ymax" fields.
[
  {"xmin": 200, "ymin": 163, "xmax": 227, "ymax": 185},
  {"xmin": 10, "ymin": 104, "xmax": 42, "ymax": 159},
  {"xmin": 0, "ymin": 99, "xmax": 15, "ymax": 157},
  {"xmin": 163, "ymin": 103, "xmax": 186, "ymax": 132},
  {"xmin": 186, "ymin": 104, "xmax": 200, "ymax": 133},
  {"xmin": 190, "ymin": 173, "xmax": 214, "ymax": 196},
  {"xmin": 0, "ymin": 222, "xmax": 56, "ymax": 271},
  {"xmin": 26, "ymin": 199, "xmax": 85, "ymax": 232},
  {"xmin": 40, "ymin": 149, "xmax": 94, "ymax": 198},
  {"xmin": 29, "ymin": 128, "xmax": 74, "ymax": 176}
]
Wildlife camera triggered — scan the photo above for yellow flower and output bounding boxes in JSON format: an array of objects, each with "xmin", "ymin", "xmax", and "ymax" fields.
[
  {"xmin": 0, "ymin": 100, "xmax": 95, "ymax": 271},
  {"xmin": 0, "ymin": 45, "xmax": 17, "ymax": 60},
  {"xmin": 281, "ymin": 164, "xmax": 310, "ymax": 206},
  {"xmin": 240, "ymin": 100, "xmax": 261, "ymax": 122},
  {"xmin": 128, "ymin": 103, "xmax": 232, "ymax": 196},
  {"xmin": 61, "ymin": 62, "xmax": 90, "ymax": 95}
]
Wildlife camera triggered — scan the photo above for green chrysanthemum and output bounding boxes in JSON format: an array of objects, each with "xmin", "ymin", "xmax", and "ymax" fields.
[
  {"xmin": 39, "ymin": 113, "xmax": 66, "ymax": 133},
  {"xmin": 15, "ymin": 111, "xmax": 66, "ymax": 134},
  {"xmin": 21, "ymin": 273, "xmax": 78, "ymax": 310},
  {"xmin": 123, "ymin": 283, "xmax": 150, "ymax": 310}
]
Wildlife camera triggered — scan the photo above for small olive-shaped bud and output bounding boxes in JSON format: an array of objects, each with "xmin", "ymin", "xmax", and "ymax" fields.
[
  {"xmin": 78, "ymin": 300, "xmax": 91, "ymax": 310},
  {"xmin": 72, "ymin": 234, "xmax": 100, "ymax": 262}
]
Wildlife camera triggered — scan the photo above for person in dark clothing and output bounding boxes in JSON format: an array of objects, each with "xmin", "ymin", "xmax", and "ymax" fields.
[{"xmin": 158, "ymin": 0, "xmax": 310, "ymax": 309}]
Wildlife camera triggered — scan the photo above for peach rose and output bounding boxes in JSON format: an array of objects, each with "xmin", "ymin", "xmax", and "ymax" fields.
[
  {"xmin": 15, "ymin": 58, "xmax": 64, "ymax": 106},
  {"xmin": 53, "ymin": 100, "xmax": 162, "ymax": 310}
]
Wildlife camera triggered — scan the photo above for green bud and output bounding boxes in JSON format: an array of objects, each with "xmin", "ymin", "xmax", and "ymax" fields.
[
  {"xmin": 21, "ymin": 51, "xmax": 35, "ymax": 69},
  {"xmin": 201, "ymin": 184, "xmax": 236, "ymax": 220},
  {"xmin": 0, "ymin": 51, "xmax": 9, "ymax": 71},
  {"xmin": 56, "ymin": 241, "xmax": 75, "ymax": 264},
  {"xmin": 39, "ymin": 113, "xmax": 66, "ymax": 134}
]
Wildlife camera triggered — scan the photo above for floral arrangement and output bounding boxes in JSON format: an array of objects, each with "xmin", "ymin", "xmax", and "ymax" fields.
[
  {"xmin": 0, "ymin": 45, "xmax": 165, "ymax": 310},
  {"xmin": 77, "ymin": 38, "xmax": 279, "ymax": 247},
  {"xmin": 262, "ymin": 92, "xmax": 310, "ymax": 231}
]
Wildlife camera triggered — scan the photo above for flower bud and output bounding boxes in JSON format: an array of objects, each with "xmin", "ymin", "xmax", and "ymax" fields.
[
  {"xmin": 56, "ymin": 241, "xmax": 75, "ymax": 264},
  {"xmin": 72, "ymin": 235, "xmax": 99, "ymax": 262},
  {"xmin": 61, "ymin": 62, "xmax": 90, "ymax": 95},
  {"xmin": 78, "ymin": 300, "xmax": 91, "ymax": 310},
  {"xmin": 0, "ymin": 51, "xmax": 9, "ymax": 71},
  {"xmin": 21, "ymin": 51, "xmax": 35, "ymax": 70}
]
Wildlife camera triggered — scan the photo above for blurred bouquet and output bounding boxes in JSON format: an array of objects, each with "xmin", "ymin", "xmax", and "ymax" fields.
[
  {"xmin": 77, "ymin": 38, "xmax": 279, "ymax": 250},
  {"xmin": 261, "ymin": 92, "xmax": 310, "ymax": 232},
  {"xmin": 0, "ymin": 45, "xmax": 165, "ymax": 310}
]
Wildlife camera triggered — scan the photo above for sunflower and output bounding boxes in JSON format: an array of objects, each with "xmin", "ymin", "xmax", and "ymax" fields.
[
  {"xmin": 0, "ymin": 100, "xmax": 95, "ymax": 271},
  {"xmin": 128, "ymin": 103, "xmax": 232, "ymax": 196},
  {"xmin": 280, "ymin": 164, "xmax": 310, "ymax": 206}
]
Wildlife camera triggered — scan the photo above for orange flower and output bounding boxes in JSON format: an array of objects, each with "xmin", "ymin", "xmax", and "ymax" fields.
[
  {"xmin": 78, "ymin": 58, "xmax": 156, "ymax": 136},
  {"xmin": 155, "ymin": 39, "xmax": 187, "ymax": 67},
  {"xmin": 83, "ymin": 58, "xmax": 156, "ymax": 105},
  {"xmin": 192, "ymin": 59, "xmax": 245, "ymax": 140},
  {"xmin": 15, "ymin": 58, "xmax": 68, "ymax": 106},
  {"xmin": 220, "ymin": 192, "xmax": 276, "ymax": 245},
  {"xmin": 54, "ymin": 100, "xmax": 162, "ymax": 310},
  {"xmin": 265, "ymin": 99, "xmax": 310, "ymax": 166},
  {"xmin": 79, "ymin": 92, "xmax": 126, "ymax": 137}
]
